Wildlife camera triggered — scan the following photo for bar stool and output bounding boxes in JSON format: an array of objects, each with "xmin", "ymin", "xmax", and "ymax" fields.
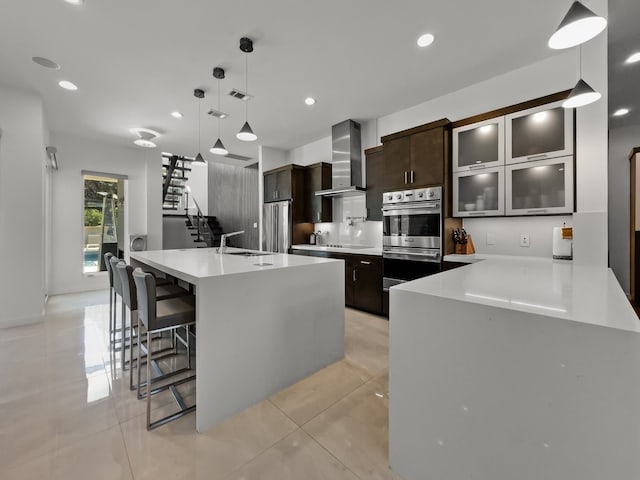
[
  {"xmin": 109, "ymin": 256, "xmax": 125, "ymax": 364},
  {"xmin": 104, "ymin": 252, "xmax": 116, "ymax": 347},
  {"xmin": 133, "ymin": 268, "xmax": 196, "ymax": 430},
  {"xmin": 114, "ymin": 261, "xmax": 190, "ymax": 389}
]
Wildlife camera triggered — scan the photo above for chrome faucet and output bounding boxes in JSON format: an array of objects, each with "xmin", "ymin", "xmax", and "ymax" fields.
[{"xmin": 217, "ymin": 230, "xmax": 245, "ymax": 253}]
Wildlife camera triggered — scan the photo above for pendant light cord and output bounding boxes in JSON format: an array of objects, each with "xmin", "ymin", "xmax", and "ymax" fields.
[
  {"xmin": 245, "ymin": 52, "xmax": 249, "ymax": 121},
  {"xmin": 197, "ymin": 97, "xmax": 201, "ymax": 152},
  {"xmin": 579, "ymin": 44, "xmax": 582, "ymax": 76},
  {"xmin": 217, "ymin": 79, "xmax": 221, "ymax": 137}
]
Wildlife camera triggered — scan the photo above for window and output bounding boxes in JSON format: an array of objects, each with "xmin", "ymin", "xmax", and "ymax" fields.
[{"xmin": 83, "ymin": 174, "xmax": 125, "ymax": 273}]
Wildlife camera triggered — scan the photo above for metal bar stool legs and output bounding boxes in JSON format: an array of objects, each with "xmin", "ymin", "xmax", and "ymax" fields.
[{"xmin": 133, "ymin": 268, "xmax": 196, "ymax": 430}]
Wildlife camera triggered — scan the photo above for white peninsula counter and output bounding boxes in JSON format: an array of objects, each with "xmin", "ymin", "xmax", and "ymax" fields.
[
  {"xmin": 131, "ymin": 247, "xmax": 344, "ymax": 432},
  {"xmin": 389, "ymin": 256, "xmax": 640, "ymax": 480}
]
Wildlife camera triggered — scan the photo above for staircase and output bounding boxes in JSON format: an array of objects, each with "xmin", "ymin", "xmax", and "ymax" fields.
[
  {"xmin": 162, "ymin": 154, "xmax": 192, "ymax": 210},
  {"xmin": 185, "ymin": 213, "xmax": 223, "ymax": 248}
]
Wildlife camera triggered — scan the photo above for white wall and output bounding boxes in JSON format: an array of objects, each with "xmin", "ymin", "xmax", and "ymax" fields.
[
  {"xmin": 0, "ymin": 84, "xmax": 48, "ymax": 327},
  {"xmin": 186, "ymin": 162, "xmax": 208, "ymax": 216},
  {"xmin": 463, "ymin": 216, "xmax": 572, "ymax": 257},
  {"xmin": 49, "ymin": 132, "xmax": 162, "ymax": 295},
  {"xmin": 608, "ymin": 124, "xmax": 640, "ymax": 294}
]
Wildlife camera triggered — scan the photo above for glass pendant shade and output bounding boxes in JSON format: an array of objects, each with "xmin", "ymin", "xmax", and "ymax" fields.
[
  {"xmin": 562, "ymin": 78, "xmax": 601, "ymax": 108},
  {"xmin": 210, "ymin": 138, "xmax": 229, "ymax": 155},
  {"xmin": 236, "ymin": 121, "xmax": 257, "ymax": 142},
  {"xmin": 548, "ymin": 1, "xmax": 607, "ymax": 50}
]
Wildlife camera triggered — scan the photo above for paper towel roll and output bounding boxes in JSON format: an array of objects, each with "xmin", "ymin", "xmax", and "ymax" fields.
[{"xmin": 552, "ymin": 227, "xmax": 572, "ymax": 259}]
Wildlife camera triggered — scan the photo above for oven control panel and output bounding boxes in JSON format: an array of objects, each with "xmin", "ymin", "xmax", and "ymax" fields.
[{"xmin": 382, "ymin": 186, "xmax": 441, "ymax": 204}]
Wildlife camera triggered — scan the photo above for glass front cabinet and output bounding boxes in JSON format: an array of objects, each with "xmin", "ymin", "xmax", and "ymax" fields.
[
  {"xmin": 505, "ymin": 156, "xmax": 574, "ymax": 216},
  {"xmin": 452, "ymin": 117, "xmax": 505, "ymax": 172},
  {"xmin": 453, "ymin": 167, "xmax": 504, "ymax": 217},
  {"xmin": 505, "ymin": 100, "xmax": 573, "ymax": 165}
]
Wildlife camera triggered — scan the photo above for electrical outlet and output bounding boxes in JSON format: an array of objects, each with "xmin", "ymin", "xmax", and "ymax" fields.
[
  {"xmin": 253, "ymin": 222, "xmax": 258, "ymax": 228},
  {"xmin": 486, "ymin": 232, "xmax": 496, "ymax": 245},
  {"xmin": 520, "ymin": 234, "xmax": 530, "ymax": 247}
]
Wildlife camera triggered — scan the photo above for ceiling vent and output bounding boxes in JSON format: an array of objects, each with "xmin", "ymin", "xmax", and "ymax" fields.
[
  {"xmin": 225, "ymin": 152, "xmax": 253, "ymax": 161},
  {"xmin": 207, "ymin": 108, "xmax": 229, "ymax": 119},
  {"xmin": 228, "ymin": 89, "xmax": 252, "ymax": 101}
]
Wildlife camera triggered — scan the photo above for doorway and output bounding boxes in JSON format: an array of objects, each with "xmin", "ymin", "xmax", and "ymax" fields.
[{"xmin": 82, "ymin": 173, "xmax": 126, "ymax": 273}]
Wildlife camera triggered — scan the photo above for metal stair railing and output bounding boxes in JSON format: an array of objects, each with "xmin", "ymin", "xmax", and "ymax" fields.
[{"xmin": 184, "ymin": 189, "xmax": 211, "ymax": 246}]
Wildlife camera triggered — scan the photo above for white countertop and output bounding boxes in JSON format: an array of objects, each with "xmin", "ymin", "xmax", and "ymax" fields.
[
  {"xmin": 291, "ymin": 244, "xmax": 382, "ymax": 256},
  {"xmin": 395, "ymin": 255, "xmax": 640, "ymax": 333},
  {"xmin": 131, "ymin": 247, "xmax": 341, "ymax": 284}
]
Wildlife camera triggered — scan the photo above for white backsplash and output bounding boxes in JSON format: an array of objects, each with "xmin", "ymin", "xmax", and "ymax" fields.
[
  {"xmin": 462, "ymin": 215, "xmax": 572, "ymax": 258},
  {"xmin": 314, "ymin": 220, "xmax": 382, "ymax": 248},
  {"xmin": 313, "ymin": 193, "xmax": 382, "ymax": 247}
]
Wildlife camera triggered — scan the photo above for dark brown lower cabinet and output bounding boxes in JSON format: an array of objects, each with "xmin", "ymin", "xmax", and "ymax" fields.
[{"xmin": 290, "ymin": 249, "xmax": 383, "ymax": 315}]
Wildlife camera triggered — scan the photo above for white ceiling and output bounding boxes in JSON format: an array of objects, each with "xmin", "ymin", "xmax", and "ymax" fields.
[{"xmin": 0, "ymin": 0, "xmax": 599, "ymax": 165}]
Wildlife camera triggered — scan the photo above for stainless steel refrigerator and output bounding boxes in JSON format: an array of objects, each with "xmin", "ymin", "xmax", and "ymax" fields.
[{"xmin": 262, "ymin": 200, "xmax": 292, "ymax": 253}]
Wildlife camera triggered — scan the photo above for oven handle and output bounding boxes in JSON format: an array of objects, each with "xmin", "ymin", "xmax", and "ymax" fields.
[
  {"xmin": 383, "ymin": 206, "xmax": 441, "ymax": 216},
  {"xmin": 382, "ymin": 201, "xmax": 440, "ymax": 211}
]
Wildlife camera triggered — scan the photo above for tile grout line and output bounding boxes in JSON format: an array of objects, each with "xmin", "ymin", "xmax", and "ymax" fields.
[
  {"xmin": 218, "ymin": 424, "xmax": 303, "ymax": 480},
  {"xmin": 302, "ymin": 430, "xmax": 366, "ymax": 480},
  {"xmin": 118, "ymin": 421, "xmax": 137, "ymax": 480}
]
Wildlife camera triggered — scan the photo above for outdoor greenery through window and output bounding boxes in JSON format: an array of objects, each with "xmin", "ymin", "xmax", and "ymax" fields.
[{"xmin": 83, "ymin": 174, "xmax": 125, "ymax": 273}]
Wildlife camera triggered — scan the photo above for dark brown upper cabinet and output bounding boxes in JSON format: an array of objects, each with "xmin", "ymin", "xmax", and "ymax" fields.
[
  {"xmin": 380, "ymin": 119, "xmax": 450, "ymax": 191},
  {"xmin": 264, "ymin": 167, "xmax": 292, "ymax": 202},
  {"xmin": 364, "ymin": 146, "xmax": 385, "ymax": 221},
  {"xmin": 304, "ymin": 162, "xmax": 332, "ymax": 223},
  {"xmin": 263, "ymin": 165, "xmax": 306, "ymax": 224}
]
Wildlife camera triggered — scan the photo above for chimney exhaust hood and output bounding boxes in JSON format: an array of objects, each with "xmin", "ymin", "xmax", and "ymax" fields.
[{"xmin": 315, "ymin": 120, "xmax": 365, "ymax": 197}]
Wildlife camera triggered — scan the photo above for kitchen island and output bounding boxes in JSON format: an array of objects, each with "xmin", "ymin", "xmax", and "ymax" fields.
[
  {"xmin": 131, "ymin": 247, "xmax": 344, "ymax": 432},
  {"xmin": 389, "ymin": 256, "xmax": 640, "ymax": 480}
]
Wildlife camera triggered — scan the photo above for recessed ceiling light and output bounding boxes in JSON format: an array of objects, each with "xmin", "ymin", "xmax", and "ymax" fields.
[
  {"xmin": 130, "ymin": 127, "xmax": 160, "ymax": 148},
  {"xmin": 58, "ymin": 80, "xmax": 78, "ymax": 91},
  {"xmin": 417, "ymin": 33, "xmax": 435, "ymax": 47},
  {"xmin": 171, "ymin": 111, "xmax": 184, "ymax": 119},
  {"xmin": 613, "ymin": 108, "xmax": 630, "ymax": 116},
  {"xmin": 305, "ymin": 97, "xmax": 316, "ymax": 106},
  {"xmin": 64, "ymin": 0, "xmax": 84, "ymax": 5},
  {"xmin": 626, "ymin": 52, "xmax": 640, "ymax": 64},
  {"xmin": 32, "ymin": 57, "xmax": 60, "ymax": 70},
  {"xmin": 133, "ymin": 139, "xmax": 157, "ymax": 148}
]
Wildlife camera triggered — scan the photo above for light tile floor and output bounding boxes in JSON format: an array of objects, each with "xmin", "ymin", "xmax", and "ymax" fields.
[{"xmin": 0, "ymin": 290, "xmax": 399, "ymax": 479}]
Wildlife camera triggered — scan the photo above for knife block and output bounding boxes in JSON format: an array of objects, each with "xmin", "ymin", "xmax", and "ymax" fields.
[{"xmin": 455, "ymin": 235, "xmax": 475, "ymax": 255}]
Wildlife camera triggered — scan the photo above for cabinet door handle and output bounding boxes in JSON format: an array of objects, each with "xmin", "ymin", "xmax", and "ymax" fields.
[
  {"xmin": 410, "ymin": 170, "xmax": 415, "ymax": 183},
  {"xmin": 527, "ymin": 154, "xmax": 548, "ymax": 161},
  {"xmin": 526, "ymin": 209, "xmax": 548, "ymax": 214},
  {"xmin": 404, "ymin": 171, "xmax": 408, "ymax": 185},
  {"xmin": 317, "ymin": 211, "xmax": 320, "ymax": 222},
  {"xmin": 353, "ymin": 269, "xmax": 356, "ymax": 282},
  {"xmin": 469, "ymin": 164, "xmax": 487, "ymax": 170},
  {"xmin": 360, "ymin": 260, "xmax": 371, "ymax": 265}
]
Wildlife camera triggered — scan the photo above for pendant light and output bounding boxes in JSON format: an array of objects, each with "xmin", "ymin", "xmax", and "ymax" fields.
[
  {"xmin": 236, "ymin": 37, "xmax": 257, "ymax": 142},
  {"xmin": 210, "ymin": 67, "xmax": 229, "ymax": 155},
  {"xmin": 548, "ymin": 1, "xmax": 607, "ymax": 50},
  {"xmin": 193, "ymin": 89, "xmax": 206, "ymax": 163},
  {"xmin": 562, "ymin": 45, "xmax": 601, "ymax": 109}
]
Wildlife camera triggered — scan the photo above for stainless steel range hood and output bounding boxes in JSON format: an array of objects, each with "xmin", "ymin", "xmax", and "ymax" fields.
[{"xmin": 315, "ymin": 120, "xmax": 365, "ymax": 197}]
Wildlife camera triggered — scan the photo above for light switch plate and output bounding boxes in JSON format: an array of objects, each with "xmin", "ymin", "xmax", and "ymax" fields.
[
  {"xmin": 520, "ymin": 234, "xmax": 530, "ymax": 247},
  {"xmin": 486, "ymin": 232, "xmax": 496, "ymax": 245}
]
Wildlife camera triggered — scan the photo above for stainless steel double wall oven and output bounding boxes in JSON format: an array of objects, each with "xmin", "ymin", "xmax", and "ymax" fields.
[{"xmin": 382, "ymin": 186, "xmax": 442, "ymax": 294}]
